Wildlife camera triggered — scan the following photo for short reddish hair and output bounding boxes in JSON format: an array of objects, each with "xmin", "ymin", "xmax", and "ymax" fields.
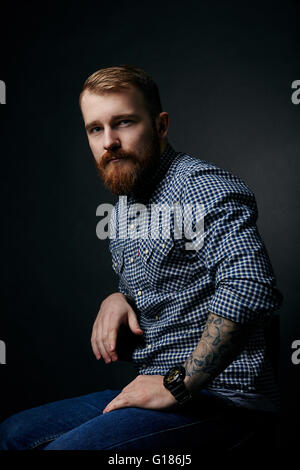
[{"xmin": 80, "ymin": 64, "xmax": 163, "ymax": 120}]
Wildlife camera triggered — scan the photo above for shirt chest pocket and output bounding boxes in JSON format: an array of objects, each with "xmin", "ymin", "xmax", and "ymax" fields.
[
  {"xmin": 138, "ymin": 238, "xmax": 193, "ymax": 292},
  {"xmin": 111, "ymin": 247, "xmax": 124, "ymax": 275}
]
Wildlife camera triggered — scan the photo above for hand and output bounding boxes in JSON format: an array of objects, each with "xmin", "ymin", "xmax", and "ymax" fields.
[
  {"xmin": 91, "ymin": 292, "xmax": 143, "ymax": 363},
  {"xmin": 102, "ymin": 375, "xmax": 177, "ymax": 413}
]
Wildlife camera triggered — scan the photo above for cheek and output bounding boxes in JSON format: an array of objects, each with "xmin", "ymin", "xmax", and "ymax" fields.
[
  {"xmin": 126, "ymin": 127, "xmax": 153, "ymax": 150},
  {"xmin": 88, "ymin": 138, "xmax": 101, "ymax": 160}
]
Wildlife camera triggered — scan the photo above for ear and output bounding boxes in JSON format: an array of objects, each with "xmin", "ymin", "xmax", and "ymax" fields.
[{"xmin": 156, "ymin": 112, "xmax": 169, "ymax": 139}]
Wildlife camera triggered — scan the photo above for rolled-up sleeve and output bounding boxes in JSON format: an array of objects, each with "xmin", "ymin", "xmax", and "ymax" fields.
[{"xmin": 183, "ymin": 170, "xmax": 283, "ymax": 324}]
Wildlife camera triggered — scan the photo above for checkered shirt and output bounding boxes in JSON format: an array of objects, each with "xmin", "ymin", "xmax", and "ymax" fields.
[{"xmin": 108, "ymin": 142, "xmax": 282, "ymax": 408}]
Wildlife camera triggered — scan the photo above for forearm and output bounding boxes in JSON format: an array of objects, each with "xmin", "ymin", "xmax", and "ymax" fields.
[{"xmin": 183, "ymin": 312, "xmax": 248, "ymax": 393}]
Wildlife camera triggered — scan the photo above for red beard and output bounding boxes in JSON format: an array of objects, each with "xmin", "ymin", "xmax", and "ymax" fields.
[{"xmin": 94, "ymin": 132, "xmax": 161, "ymax": 196}]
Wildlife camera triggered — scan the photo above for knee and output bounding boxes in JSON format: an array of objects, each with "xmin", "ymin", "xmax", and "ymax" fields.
[{"xmin": 0, "ymin": 411, "xmax": 30, "ymax": 450}]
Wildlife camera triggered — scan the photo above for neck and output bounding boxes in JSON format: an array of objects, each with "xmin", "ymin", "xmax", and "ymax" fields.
[{"xmin": 160, "ymin": 139, "xmax": 168, "ymax": 155}]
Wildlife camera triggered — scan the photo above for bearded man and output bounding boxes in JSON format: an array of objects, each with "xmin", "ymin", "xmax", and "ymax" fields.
[{"xmin": 0, "ymin": 65, "xmax": 282, "ymax": 451}]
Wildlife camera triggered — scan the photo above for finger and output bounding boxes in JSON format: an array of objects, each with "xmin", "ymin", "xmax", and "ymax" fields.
[
  {"xmin": 101, "ymin": 325, "xmax": 116, "ymax": 363},
  {"xmin": 128, "ymin": 309, "xmax": 143, "ymax": 335},
  {"xmin": 91, "ymin": 334, "xmax": 101, "ymax": 360},
  {"xmin": 101, "ymin": 314, "xmax": 118, "ymax": 362},
  {"xmin": 98, "ymin": 340, "xmax": 112, "ymax": 364},
  {"xmin": 107, "ymin": 329, "xmax": 118, "ymax": 362},
  {"xmin": 103, "ymin": 394, "xmax": 129, "ymax": 413},
  {"xmin": 91, "ymin": 323, "xmax": 101, "ymax": 360},
  {"xmin": 95, "ymin": 317, "xmax": 112, "ymax": 363}
]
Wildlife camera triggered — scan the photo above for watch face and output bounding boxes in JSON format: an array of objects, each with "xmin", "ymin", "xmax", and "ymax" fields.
[{"xmin": 166, "ymin": 367, "xmax": 180, "ymax": 384}]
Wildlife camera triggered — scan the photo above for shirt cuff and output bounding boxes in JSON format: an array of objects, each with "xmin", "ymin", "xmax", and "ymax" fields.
[{"xmin": 209, "ymin": 282, "xmax": 282, "ymax": 324}]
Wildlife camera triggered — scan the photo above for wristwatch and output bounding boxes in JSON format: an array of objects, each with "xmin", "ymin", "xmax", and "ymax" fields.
[{"xmin": 163, "ymin": 365, "xmax": 192, "ymax": 404}]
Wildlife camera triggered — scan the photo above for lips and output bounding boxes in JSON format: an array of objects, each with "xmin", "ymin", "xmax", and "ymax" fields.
[{"xmin": 108, "ymin": 156, "xmax": 128, "ymax": 165}]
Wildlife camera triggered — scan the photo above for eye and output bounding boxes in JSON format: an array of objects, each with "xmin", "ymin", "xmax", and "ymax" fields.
[
  {"xmin": 90, "ymin": 126, "xmax": 103, "ymax": 134},
  {"xmin": 117, "ymin": 119, "xmax": 132, "ymax": 126}
]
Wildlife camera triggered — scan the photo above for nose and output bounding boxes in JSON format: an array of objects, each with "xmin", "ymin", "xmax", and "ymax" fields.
[{"xmin": 103, "ymin": 127, "xmax": 120, "ymax": 151}]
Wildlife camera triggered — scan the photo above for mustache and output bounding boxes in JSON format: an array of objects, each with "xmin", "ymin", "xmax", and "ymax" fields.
[{"xmin": 101, "ymin": 149, "xmax": 138, "ymax": 165}]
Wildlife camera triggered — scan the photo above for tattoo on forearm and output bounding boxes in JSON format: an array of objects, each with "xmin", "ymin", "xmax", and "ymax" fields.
[{"xmin": 184, "ymin": 312, "xmax": 248, "ymax": 387}]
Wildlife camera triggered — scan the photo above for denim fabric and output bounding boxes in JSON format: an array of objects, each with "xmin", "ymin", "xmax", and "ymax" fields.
[{"xmin": 0, "ymin": 388, "xmax": 272, "ymax": 451}]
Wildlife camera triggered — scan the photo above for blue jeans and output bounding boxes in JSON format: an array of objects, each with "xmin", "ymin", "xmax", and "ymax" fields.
[{"xmin": 0, "ymin": 388, "xmax": 272, "ymax": 451}]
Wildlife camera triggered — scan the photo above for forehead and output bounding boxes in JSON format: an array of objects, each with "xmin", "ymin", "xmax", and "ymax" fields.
[{"xmin": 80, "ymin": 86, "xmax": 149, "ymax": 123}]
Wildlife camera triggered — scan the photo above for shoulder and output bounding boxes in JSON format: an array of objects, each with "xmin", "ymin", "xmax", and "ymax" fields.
[{"xmin": 170, "ymin": 150, "xmax": 256, "ymax": 206}]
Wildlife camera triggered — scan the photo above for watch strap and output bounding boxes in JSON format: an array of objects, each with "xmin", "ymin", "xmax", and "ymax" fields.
[{"xmin": 170, "ymin": 382, "xmax": 192, "ymax": 404}]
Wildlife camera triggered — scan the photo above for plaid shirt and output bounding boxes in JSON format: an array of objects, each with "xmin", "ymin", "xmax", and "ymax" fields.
[{"xmin": 109, "ymin": 142, "xmax": 282, "ymax": 408}]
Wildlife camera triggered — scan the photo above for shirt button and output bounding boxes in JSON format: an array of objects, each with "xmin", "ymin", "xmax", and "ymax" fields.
[
  {"xmin": 129, "ymin": 223, "xmax": 135, "ymax": 230},
  {"xmin": 155, "ymin": 314, "xmax": 159, "ymax": 321},
  {"xmin": 114, "ymin": 262, "xmax": 118, "ymax": 267},
  {"xmin": 144, "ymin": 248, "xmax": 149, "ymax": 254},
  {"xmin": 137, "ymin": 290, "xmax": 142, "ymax": 296},
  {"xmin": 130, "ymin": 257, "xmax": 134, "ymax": 263},
  {"xmin": 161, "ymin": 243, "xmax": 166, "ymax": 248},
  {"xmin": 147, "ymin": 344, "xmax": 152, "ymax": 348}
]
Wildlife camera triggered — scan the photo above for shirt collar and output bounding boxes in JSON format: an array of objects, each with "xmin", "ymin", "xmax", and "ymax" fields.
[{"xmin": 150, "ymin": 141, "xmax": 177, "ymax": 186}]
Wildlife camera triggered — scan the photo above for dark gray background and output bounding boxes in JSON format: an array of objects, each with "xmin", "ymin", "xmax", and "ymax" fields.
[{"xmin": 0, "ymin": 0, "xmax": 299, "ymax": 450}]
